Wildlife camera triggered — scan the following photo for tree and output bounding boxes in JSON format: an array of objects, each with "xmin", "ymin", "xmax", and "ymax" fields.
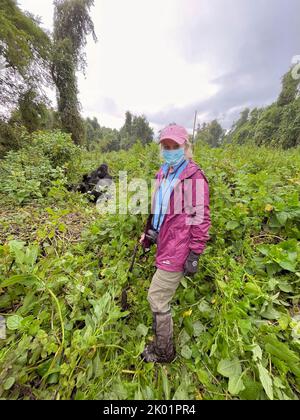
[
  {"xmin": 278, "ymin": 98, "xmax": 300, "ymax": 149},
  {"xmin": 233, "ymin": 108, "xmax": 250, "ymax": 131},
  {"xmin": 253, "ymin": 104, "xmax": 282, "ymax": 147},
  {"xmin": 0, "ymin": 118, "xmax": 28, "ymax": 156},
  {"xmin": 100, "ymin": 130, "xmax": 120, "ymax": 152},
  {"xmin": 52, "ymin": 0, "xmax": 97, "ymax": 146},
  {"xmin": 120, "ymin": 112, "xmax": 153, "ymax": 149},
  {"xmin": 225, "ymin": 108, "xmax": 251, "ymax": 145},
  {"xmin": 131, "ymin": 114, "xmax": 154, "ymax": 146},
  {"xmin": 84, "ymin": 116, "xmax": 102, "ymax": 150},
  {"xmin": 0, "ymin": 0, "xmax": 52, "ymax": 118},
  {"xmin": 278, "ymin": 68, "xmax": 300, "ymax": 107},
  {"xmin": 124, "ymin": 111, "xmax": 132, "ymax": 136},
  {"xmin": 9, "ymin": 88, "xmax": 50, "ymax": 133},
  {"xmin": 196, "ymin": 120, "xmax": 225, "ymax": 148}
]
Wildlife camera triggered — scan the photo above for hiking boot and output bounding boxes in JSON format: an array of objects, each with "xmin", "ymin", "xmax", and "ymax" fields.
[{"xmin": 141, "ymin": 310, "xmax": 176, "ymax": 363}]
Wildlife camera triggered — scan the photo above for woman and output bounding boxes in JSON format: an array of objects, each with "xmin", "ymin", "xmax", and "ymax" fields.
[{"xmin": 139, "ymin": 123, "xmax": 211, "ymax": 363}]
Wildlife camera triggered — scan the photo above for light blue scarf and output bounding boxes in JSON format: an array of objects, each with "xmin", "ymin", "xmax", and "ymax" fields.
[{"xmin": 152, "ymin": 158, "xmax": 189, "ymax": 232}]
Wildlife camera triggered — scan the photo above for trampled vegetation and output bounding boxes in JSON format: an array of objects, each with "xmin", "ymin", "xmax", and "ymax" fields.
[{"xmin": 0, "ymin": 133, "xmax": 299, "ymax": 400}]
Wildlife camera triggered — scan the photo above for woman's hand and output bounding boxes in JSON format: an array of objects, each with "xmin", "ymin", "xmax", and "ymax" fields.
[
  {"xmin": 139, "ymin": 232, "xmax": 151, "ymax": 254},
  {"xmin": 139, "ymin": 233, "xmax": 146, "ymax": 245},
  {"xmin": 183, "ymin": 251, "xmax": 200, "ymax": 277}
]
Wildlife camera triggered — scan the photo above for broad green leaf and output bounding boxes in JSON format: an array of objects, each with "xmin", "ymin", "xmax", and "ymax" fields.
[
  {"xmin": 47, "ymin": 372, "xmax": 59, "ymax": 385},
  {"xmin": 172, "ymin": 374, "xmax": 191, "ymax": 400},
  {"xmin": 228, "ymin": 374, "xmax": 245, "ymax": 395},
  {"xmin": 8, "ymin": 240, "xmax": 26, "ymax": 255},
  {"xmin": 93, "ymin": 355, "xmax": 102, "ymax": 377},
  {"xmin": 180, "ymin": 277, "xmax": 188, "ymax": 289},
  {"xmin": 245, "ymin": 282, "xmax": 262, "ymax": 296},
  {"xmin": 226, "ymin": 221, "xmax": 239, "ymax": 230},
  {"xmin": 209, "ymin": 342, "xmax": 218, "ymax": 357},
  {"xmin": 7, "ymin": 315, "xmax": 23, "ymax": 331},
  {"xmin": 179, "ymin": 329, "xmax": 191, "ymax": 347},
  {"xmin": 238, "ymin": 319, "xmax": 252, "ymax": 335},
  {"xmin": 264, "ymin": 336, "xmax": 299, "ymax": 365},
  {"xmin": 278, "ymin": 282, "xmax": 293, "ymax": 293},
  {"xmin": 257, "ymin": 245, "xmax": 270, "ymax": 256},
  {"xmin": 0, "ymin": 274, "xmax": 38, "ymax": 288},
  {"xmin": 217, "ymin": 358, "xmax": 242, "ymax": 378},
  {"xmin": 3, "ymin": 377, "xmax": 15, "ymax": 390},
  {"xmin": 198, "ymin": 300, "xmax": 214, "ymax": 318},
  {"xmin": 273, "ymin": 377, "xmax": 285, "ymax": 390},
  {"xmin": 239, "ymin": 378, "xmax": 263, "ymax": 400},
  {"xmin": 24, "ymin": 245, "xmax": 39, "ymax": 267},
  {"xmin": 277, "ymin": 260, "xmax": 297, "ymax": 272},
  {"xmin": 181, "ymin": 345, "xmax": 192, "ymax": 359},
  {"xmin": 161, "ymin": 367, "xmax": 170, "ymax": 400},
  {"xmin": 260, "ymin": 305, "xmax": 281, "ymax": 320},
  {"xmin": 258, "ymin": 364, "xmax": 273, "ymax": 400},
  {"xmin": 196, "ymin": 369, "xmax": 210, "ymax": 386},
  {"xmin": 136, "ymin": 324, "xmax": 148, "ymax": 338},
  {"xmin": 291, "ymin": 318, "xmax": 300, "ymax": 341},
  {"xmin": 250, "ymin": 344, "xmax": 262, "ymax": 362},
  {"xmin": 278, "ymin": 314, "xmax": 291, "ymax": 330},
  {"xmin": 275, "ymin": 212, "xmax": 288, "ymax": 226},
  {"xmin": 183, "ymin": 317, "xmax": 194, "ymax": 336},
  {"xmin": 193, "ymin": 321, "xmax": 205, "ymax": 337}
]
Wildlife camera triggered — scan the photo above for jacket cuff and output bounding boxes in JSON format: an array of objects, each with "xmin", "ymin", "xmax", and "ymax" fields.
[{"xmin": 189, "ymin": 249, "xmax": 202, "ymax": 257}]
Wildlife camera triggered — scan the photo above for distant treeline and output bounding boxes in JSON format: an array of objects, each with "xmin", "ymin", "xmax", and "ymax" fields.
[{"xmin": 196, "ymin": 67, "xmax": 300, "ymax": 150}]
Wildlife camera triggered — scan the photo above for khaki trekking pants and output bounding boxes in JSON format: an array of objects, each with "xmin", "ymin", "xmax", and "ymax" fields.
[{"xmin": 147, "ymin": 269, "xmax": 184, "ymax": 313}]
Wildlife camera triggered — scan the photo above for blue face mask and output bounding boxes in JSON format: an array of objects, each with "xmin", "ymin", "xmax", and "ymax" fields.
[{"xmin": 162, "ymin": 148, "xmax": 185, "ymax": 166}]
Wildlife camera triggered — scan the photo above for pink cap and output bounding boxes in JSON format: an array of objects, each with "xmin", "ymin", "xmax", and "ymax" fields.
[{"xmin": 159, "ymin": 124, "xmax": 189, "ymax": 145}]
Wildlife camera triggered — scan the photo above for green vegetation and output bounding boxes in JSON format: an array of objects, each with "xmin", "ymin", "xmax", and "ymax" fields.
[
  {"xmin": 0, "ymin": 0, "xmax": 299, "ymax": 402},
  {"xmin": 0, "ymin": 133, "xmax": 299, "ymax": 400}
]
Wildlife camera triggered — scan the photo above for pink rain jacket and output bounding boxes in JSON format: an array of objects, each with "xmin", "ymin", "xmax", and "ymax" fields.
[{"xmin": 143, "ymin": 159, "xmax": 211, "ymax": 272}]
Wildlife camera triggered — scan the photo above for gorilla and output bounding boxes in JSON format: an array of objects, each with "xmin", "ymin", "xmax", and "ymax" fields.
[{"xmin": 70, "ymin": 163, "xmax": 113, "ymax": 203}]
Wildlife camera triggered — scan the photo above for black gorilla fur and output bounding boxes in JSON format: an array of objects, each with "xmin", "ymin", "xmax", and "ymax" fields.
[{"xmin": 69, "ymin": 163, "xmax": 113, "ymax": 203}]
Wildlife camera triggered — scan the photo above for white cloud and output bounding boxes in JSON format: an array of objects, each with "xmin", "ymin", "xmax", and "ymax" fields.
[
  {"xmin": 17, "ymin": 0, "xmax": 54, "ymax": 30},
  {"xmin": 16, "ymin": 0, "xmax": 300, "ymax": 132},
  {"xmin": 18, "ymin": 0, "xmax": 218, "ymax": 130}
]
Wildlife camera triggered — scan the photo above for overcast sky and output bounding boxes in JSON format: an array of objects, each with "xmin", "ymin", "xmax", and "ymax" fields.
[{"xmin": 18, "ymin": 0, "xmax": 300, "ymax": 134}]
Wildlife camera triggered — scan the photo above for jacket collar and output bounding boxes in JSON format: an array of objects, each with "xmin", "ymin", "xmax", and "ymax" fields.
[{"xmin": 157, "ymin": 159, "xmax": 200, "ymax": 181}]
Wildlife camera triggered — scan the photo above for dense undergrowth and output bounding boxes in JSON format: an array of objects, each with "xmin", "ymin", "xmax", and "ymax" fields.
[{"xmin": 0, "ymin": 131, "xmax": 300, "ymax": 400}]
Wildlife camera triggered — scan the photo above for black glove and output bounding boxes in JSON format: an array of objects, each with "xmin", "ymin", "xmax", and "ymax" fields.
[
  {"xmin": 145, "ymin": 229, "xmax": 158, "ymax": 245},
  {"xmin": 183, "ymin": 251, "xmax": 200, "ymax": 277}
]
